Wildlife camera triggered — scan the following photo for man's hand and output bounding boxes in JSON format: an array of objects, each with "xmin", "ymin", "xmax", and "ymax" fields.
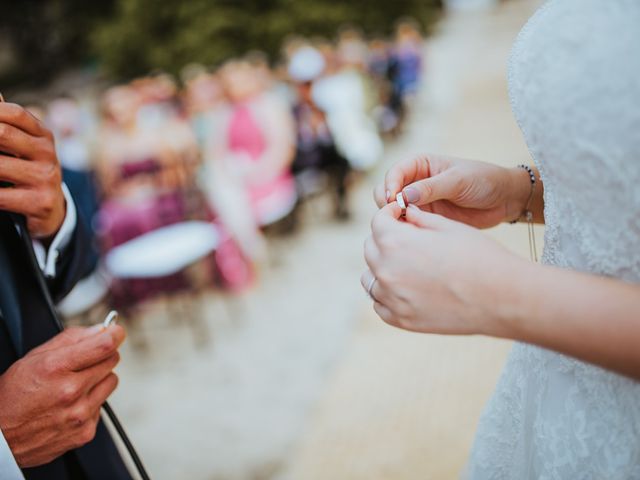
[
  {"xmin": 0, "ymin": 325, "xmax": 126, "ymax": 468},
  {"xmin": 0, "ymin": 102, "xmax": 66, "ymax": 239}
]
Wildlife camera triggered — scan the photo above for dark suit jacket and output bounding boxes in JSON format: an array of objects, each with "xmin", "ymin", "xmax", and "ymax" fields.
[{"xmin": 0, "ymin": 207, "xmax": 132, "ymax": 480}]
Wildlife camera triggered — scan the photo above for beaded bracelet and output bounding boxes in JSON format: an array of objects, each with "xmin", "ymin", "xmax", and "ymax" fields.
[
  {"xmin": 510, "ymin": 165, "xmax": 535, "ymax": 222},
  {"xmin": 511, "ymin": 164, "xmax": 538, "ymax": 262}
]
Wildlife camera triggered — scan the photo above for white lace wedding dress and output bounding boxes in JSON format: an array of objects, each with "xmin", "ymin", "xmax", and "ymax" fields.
[{"xmin": 466, "ymin": 1, "xmax": 640, "ymax": 478}]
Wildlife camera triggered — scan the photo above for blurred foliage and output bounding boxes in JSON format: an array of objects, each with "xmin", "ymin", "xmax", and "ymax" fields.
[
  {"xmin": 93, "ymin": 0, "xmax": 443, "ymax": 80},
  {"xmin": 0, "ymin": 0, "xmax": 116, "ymax": 88},
  {"xmin": 0, "ymin": 0, "xmax": 442, "ymax": 87}
]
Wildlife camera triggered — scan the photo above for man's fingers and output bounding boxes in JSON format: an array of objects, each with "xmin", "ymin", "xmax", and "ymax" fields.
[
  {"xmin": 401, "ymin": 169, "xmax": 461, "ymax": 207},
  {"xmin": 60, "ymin": 325, "xmax": 126, "ymax": 372},
  {"xmin": 0, "ymin": 103, "xmax": 48, "ymax": 138},
  {"xmin": 86, "ymin": 372, "xmax": 119, "ymax": 410},
  {"xmin": 0, "ymin": 122, "xmax": 42, "ymax": 159},
  {"xmin": 0, "ymin": 180, "xmax": 65, "ymax": 239},
  {"xmin": 384, "ymin": 155, "xmax": 431, "ymax": 201},
  {"xmin": 30, "ymin": 327, "xmax": 94, "ymax": 355},
  {"xmin": 0, "ymin": 155, "xmax": 42, "ymax": 185},
  {"xmin": 76, "ymin": 352, "xmax": 121, "ymax": 395},
  {"xmin": 0, "ymin": 188, "xmax": 43, "ymax": 218}
]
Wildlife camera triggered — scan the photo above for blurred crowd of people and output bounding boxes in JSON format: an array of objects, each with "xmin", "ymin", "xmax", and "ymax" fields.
[{"xmin": 28, "ymin": 21, "xmax": 424, "ymax": 317}]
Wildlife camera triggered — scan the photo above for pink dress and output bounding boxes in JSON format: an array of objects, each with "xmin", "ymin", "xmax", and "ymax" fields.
[{"xmin": 227, "ymin": 103, "xmax": 296, "ymax": 223}]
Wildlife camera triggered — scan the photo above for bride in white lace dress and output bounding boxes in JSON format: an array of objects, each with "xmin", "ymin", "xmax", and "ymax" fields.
[{"xmin": 361, "ymin": 0, "xmax": 640, "ymax": 477}]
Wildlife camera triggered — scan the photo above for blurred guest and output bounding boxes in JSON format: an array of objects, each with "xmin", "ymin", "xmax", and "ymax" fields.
[
  {"xmin": 311, "ymin": 39, "xmax": 383, "ymax": 171},
  {"xmin": 47, "ymin": 97, "xmax": 101, "ymax": 274},
  {"xmin": 336, "ymin": 27, "xmax": 369, "ymax": 72},
  {"xmin": 183, "ymin": 67, "xmax": 225, "ymax": 149},
  {"xmin": 132, "ymin": 74, "xmax": 180, "ymax": 132},
  {"xmin": 202, "ymin": 59, "xmax": 296, "ymax": 259},
  {"xmin": 368, "ymin": 38, "xmax": 392, "ymax": 80},
  {"xmin": 133, "ymin": 74, "xmax": 199, "ymax": 191},
  {"xmin": 336, "ymin": 28, "xmax": 378, "ymax": 114},
  {"xmin": 96, "ymin": 85, "xmax": 157, "ymax": 207},
  {"xmin": 288, "ymin": 45, "xmax": 352, "ymax": 220},
  {"xmin": 390, "ymin": 20, "xmax": 424, "ymax": 104},
  {"xmin": 368, "ymin": 39, "xmax": 401, "ymax": 134},
  {"xmin": 95, "ymin": 84, "xmax": 191, "ymax": 309}
]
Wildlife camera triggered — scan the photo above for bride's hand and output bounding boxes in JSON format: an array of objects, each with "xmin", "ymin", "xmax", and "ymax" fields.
[
  {"xmin": 361, "ymin": 203, "xmax": 525, "ymax": 336},
  {"xmin": 374, "ymin": 154, "xmax": 530, "ymax": 228}
]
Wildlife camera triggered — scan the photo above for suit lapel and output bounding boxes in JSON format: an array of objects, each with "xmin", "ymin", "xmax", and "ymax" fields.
[{"xmin": 0, "ymin": 212, "xmax": 24, "ymax": 355}]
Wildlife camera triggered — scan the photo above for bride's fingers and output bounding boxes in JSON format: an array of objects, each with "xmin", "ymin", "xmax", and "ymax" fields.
[
  {"xmin": 360, "ymin": 270, "xmax": 392, "ymax": 312},
  {"xmin": 373, "ymin": 301, "xmax": 395, "ymax": 325},
  {"xmin": 404, "ymin": 204, "xmax": 452, "ymax": 230},
  {"xmin": 371, "ymin": 203, "xmax": 404, "ymax": 238},
  {"xmin": 360, "ymin": 269, "xmax": 375, "ymax": 296},
  {"xmin": 401, "ymin": 169, "xmax": 460, "ymax": 207},
  {"xmin": 384, "ymin": 155, "xmax": 432, "ymax": 201},
  {"xmin": 364, "ymin": 235, "xmax": 381, "ymax": 271},
  {"xmin": 360, "ymin": 270, "xmax": 389, "ymax": 305},
  {"xmin": 373, "ymin": 183, "xmax": 387, "ymax": 208}
]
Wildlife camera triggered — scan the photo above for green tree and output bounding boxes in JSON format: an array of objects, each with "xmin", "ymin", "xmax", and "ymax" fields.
[
  {"xmin": 0, "ymin": 0, "xmax": 441, "ymax": 87},
  {"xmin": 92, "ymin": 0, "xmax": 442, "ymax": 80},
  {"xmin": 0, "ymin": 0, "xmax": 115, "ymax": 88}
]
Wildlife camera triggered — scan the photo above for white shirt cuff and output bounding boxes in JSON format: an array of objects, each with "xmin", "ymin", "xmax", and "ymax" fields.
[
  {"xmin": 32, "ymin": 183, "xmax": 78, "ymax": 278},
  {"xmin": 0, "ymin": 429, "xmax": 24, "ymax": 479}
]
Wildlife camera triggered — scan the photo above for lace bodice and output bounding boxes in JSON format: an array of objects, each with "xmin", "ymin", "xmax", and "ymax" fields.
[{"xmin": 467, "ymin": 1, "xmax": 640, "ymax": 478}]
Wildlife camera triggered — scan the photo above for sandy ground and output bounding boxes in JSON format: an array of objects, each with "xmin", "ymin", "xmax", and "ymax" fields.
[{"xmin": 110, "ymin": 1, "xmax": 544, "ymax": 478}]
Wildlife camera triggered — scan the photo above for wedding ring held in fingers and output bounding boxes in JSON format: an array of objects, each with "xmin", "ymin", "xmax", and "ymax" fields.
[
  {"xmin": 367, "ymin": 276, "xmax": 378, "ymax": 302},
  {"xmin": 396, "ymin": 191, "xmax": 407, "ymax": 217},
  {"xmin": 103, "ymin": 310, "xmax": 119, "ymax": 329}
]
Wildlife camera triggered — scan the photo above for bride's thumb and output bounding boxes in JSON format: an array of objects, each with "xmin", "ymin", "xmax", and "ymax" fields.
[{"xmin": 402, "ymin": 170, "xmax": 459, "ymax": 207}]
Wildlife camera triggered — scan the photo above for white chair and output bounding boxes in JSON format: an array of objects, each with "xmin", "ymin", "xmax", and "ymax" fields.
[
  {"xmin": 57, "ymin": 268, "xmax": 111, "ymax": 323},
  {"xmin": 104, "ymin": 220, "xmax": 220, "ymax": 347},
  {"xmin": 105, "ymin": 221, "xmax": 220, "ymax": 279}
]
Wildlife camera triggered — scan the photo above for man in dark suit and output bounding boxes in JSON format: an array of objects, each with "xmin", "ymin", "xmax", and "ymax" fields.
[{"xmin": 0, "ymin": 101, "xmax": 133, "ymax": 479}]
